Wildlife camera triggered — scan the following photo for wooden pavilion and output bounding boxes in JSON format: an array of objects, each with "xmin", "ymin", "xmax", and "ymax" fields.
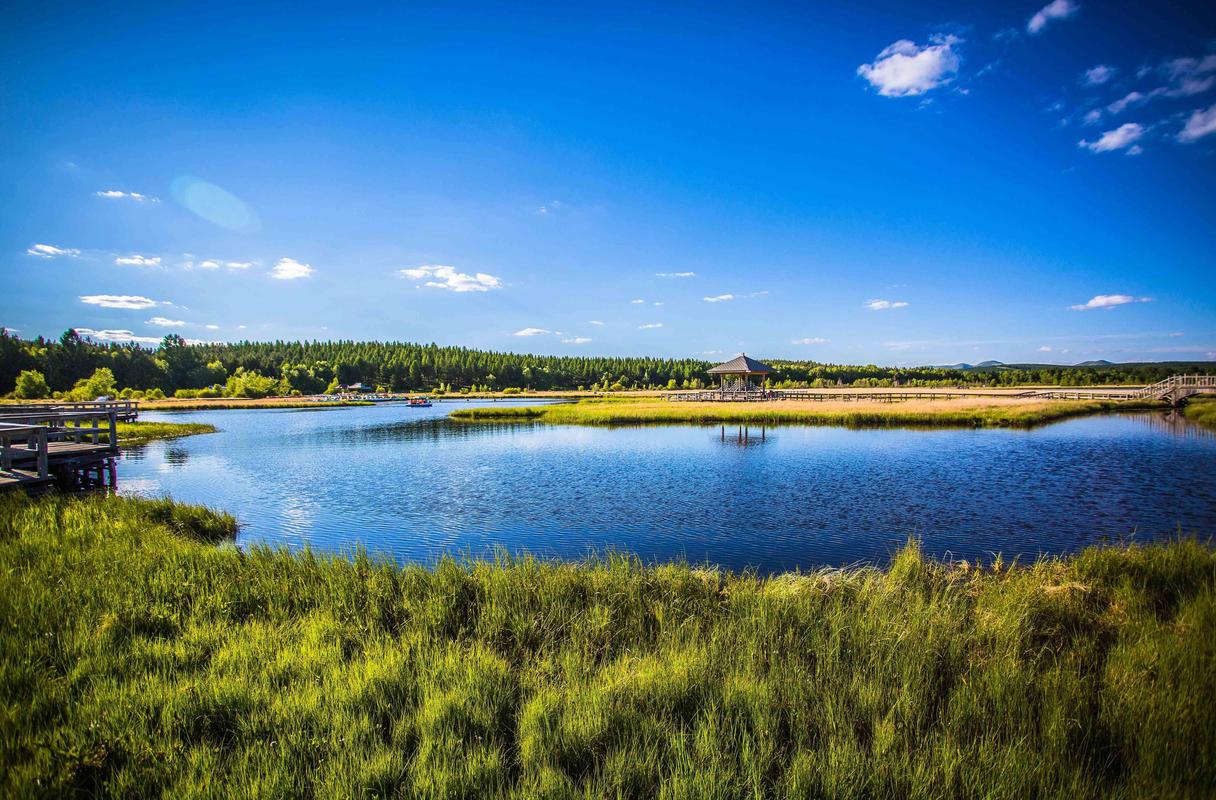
[{"xmin": 706, "ymin": 353, "xmax": 773, "ymax": 394}]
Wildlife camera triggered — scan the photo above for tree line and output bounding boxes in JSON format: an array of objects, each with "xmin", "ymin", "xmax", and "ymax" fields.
[{"xmin": 2, "ymin": 329, "xmax": 1213, "ymax": 398}]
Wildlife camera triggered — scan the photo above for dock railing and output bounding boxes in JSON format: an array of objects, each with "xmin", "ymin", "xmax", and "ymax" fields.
[
  {"xmin": 0, "ymin": 399, "xmax": 137, "ymax": 421},
  {"xmin": 0, "ymin": 423, "xmax": 50, "ymax": 480},
  {"xmin": 0, "ymin": 409, "xmax": 119, "ymax": 449}
]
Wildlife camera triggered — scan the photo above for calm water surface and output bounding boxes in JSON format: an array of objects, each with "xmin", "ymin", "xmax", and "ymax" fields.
[{"xmin": 119, "ymin": 401, "xmax": 1216, "ymax": 573}]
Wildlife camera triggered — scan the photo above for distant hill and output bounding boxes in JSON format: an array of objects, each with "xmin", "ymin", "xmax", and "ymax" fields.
[
  {"xmin": 975, "ymin": 360, "xmax": 1004, "ymax": 367},
  {"xmin": 1074, "ymin": 360, "xmax": 1115, "ymax": 367}
]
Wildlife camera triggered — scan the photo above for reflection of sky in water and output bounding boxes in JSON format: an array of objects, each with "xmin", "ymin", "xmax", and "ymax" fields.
[{"xmin": 118, "ymin": 402, "xmax": 1216, "ymax": 574}]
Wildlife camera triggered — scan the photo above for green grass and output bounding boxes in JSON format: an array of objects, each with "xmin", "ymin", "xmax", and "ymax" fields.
[
  {"xmin": 113, "ymin": 420, "xmax": 218, "ymax": 446},
  {"xmin": 1183, "ymin": 396, "xmax": 1216, "ymax": 431},
  {"xmin": 450, "ymin": 396, "xmax": 1166, "ymax": 428},
  {"xmin": 2, "ymin": 494, "xmax": 1214, "ymax": 798}
]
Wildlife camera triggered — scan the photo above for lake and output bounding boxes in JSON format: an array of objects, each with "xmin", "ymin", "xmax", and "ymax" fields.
[{"xmin": 119, "ymin": 401, "xmax": 1216, "ymax": 573}]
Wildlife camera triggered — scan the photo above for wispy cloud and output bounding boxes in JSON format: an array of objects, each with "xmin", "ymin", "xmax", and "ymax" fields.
[
  {"xmin": 1027, "ymin": 0, "xmax": 1079, "ymax": 35},
  {"xmin": 703, "ymin": 294, "xmax": 735, "ymax": 303},
  {"xmin": 638, "ymin": 323, "xmax": 664, "ymax": 329},
  {"xmin": 1069, "ymin": 294, "xmax": 1152, "ymax": 311},
  {"xmin": 1107, "ymin": 91, "xmax": 1144, "ymax": 115},
  {"xmin": 398, "ymin": 264, "xmax": 500, "ymax": 292},
  {"xmin": 562, "ymin": 337, "xmax": 592, "ymax": 344},
  {"xmin": 630, "ymin": 298, "xmax": 646, "ymax": 304},
  {"xmin": 115, "ymin": 254, "xmax": 162, "ymax": 267},
  {"xmin": 513, "ymin": 327, "xmax": 550, "ymax": 336},
  {"xmin": 1038, "ymin": 345, "xmax": 1053, "ymax": 352},
  {"xmin": 866, "ymin": 299, "xmax": 909, "ymax": 310},
  {"xmin": 1079, "ymin": 123, "xmax": 1144, "ymax": 153},
  {"xmin": 270, "ymin": 257, "xmax": 316, "ymax": 280},
  {"xmin": 1082, "ymin": 64, "xmax": 1114, "ymax": 86},
  {"xmin": 26, "ymin": 243, "xmax": 80, "ymax": 258},
  {"xmin": 588, "ymin": 320, "xmax": 605, "ymax": 326},
  {"xmin": 656, "ymin": 271, "xmax": 695, "ymax": 278},
  {"xmin": 857, "ymin": 34, "xmax": 962, "ymax": 97},
  {"xmin": 197, "ymin": 260, "xmax": 221, "ymax": 269},
  {"xmin": 146, "ymin": 316, "xmax": 186, "ymax": 327},
  {"xmin": 226, "ymin": 261, "xmax": 254, "ymax": 270},
  {"xmin": 791, "ymin": 337, "xmax": 828, "ymax": 345},
  {"xmin": 75, "ymin": 328, "xmax": 161, "ymax": 344},
  {"xmin": 1178, "ymin": 102, "xmax": 1216, "ymax": 143},
  {"xmin": 95, "ymin": 190, "xmax": 158, "ymax": 203},
  {"xmin": 79, "ymin": 294, "xmax": 165, "ymax": 310}
]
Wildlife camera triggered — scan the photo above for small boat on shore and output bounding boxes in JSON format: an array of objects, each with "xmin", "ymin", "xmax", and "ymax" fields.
[{"xmin": 408, "ymin": 396, "xmax": 432, "ymax": 408}]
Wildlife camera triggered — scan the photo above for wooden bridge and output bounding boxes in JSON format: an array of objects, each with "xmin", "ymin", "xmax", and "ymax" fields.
[
  {"xmin": 0, "ymin": 400, "xmax": 136, "ymax": 493},
  {"xmin": 667, "ymin": 375, "xmax": 1215, "ymax": 405}
]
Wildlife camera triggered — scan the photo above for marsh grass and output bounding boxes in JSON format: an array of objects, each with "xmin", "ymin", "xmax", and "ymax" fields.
[
  {"xmin": 1184, "ymin": 396, "xmax": 1216, "ymax": 431},
  {"xmin": 450, "ymin": 396, "xmax": 1165, "ymax": 428},
  {"xmin": 112, "ymin": 421, "xmax": 218, "ymax": 446},
  {"xmin": 1, "ymin": 494, "xmax": 1213, "ymax": 798}
]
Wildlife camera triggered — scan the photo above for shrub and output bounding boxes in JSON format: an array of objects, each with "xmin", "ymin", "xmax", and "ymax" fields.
[{"xmin": 12, "ymin": 369, "xmax": 50, "ymax": 399}]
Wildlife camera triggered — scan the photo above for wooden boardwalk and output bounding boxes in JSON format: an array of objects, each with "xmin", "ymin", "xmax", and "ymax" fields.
[
  {"xmin": 666, "ymin": 375, "xmax": 1215, "ymax": 405},
  {"xmin": 0, "ymin": 401, "xmax": 134, "ymax": 493}
]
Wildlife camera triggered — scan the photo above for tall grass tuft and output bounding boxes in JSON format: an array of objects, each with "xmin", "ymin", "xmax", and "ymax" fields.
[{"xmin": 1, "ymin": 494, "xmax": 1213, "ymax": 797}]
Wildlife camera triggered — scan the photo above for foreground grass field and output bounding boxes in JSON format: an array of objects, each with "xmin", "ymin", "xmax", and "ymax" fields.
[
  {"xmin": 2, "ymin": 495, "xmax": 1213, "ymax": 798},
  {"xmin": 450, "ymin": 396, "xmax": 1164, "ymax": 428}
]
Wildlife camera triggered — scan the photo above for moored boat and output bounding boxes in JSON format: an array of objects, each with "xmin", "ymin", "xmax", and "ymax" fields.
[{"xmin": 408, "ymin": 396, "xmax": 432, "ymax": 407}]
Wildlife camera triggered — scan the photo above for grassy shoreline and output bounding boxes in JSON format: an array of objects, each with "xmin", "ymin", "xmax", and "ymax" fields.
[
  {"xmin": 450, "ymin": 396, "xmax": 1167, "ymax": 428},
  {"xmin": 138, "ymin": 397, "xmax": 372, "ymax": 411},
  {"xmin": 113, "ymin": 420, "xmax": 218, "ymax": 446},
  {"xmin": 2, "ymin": 494, "xmax": 1213, "ymax": 797}
]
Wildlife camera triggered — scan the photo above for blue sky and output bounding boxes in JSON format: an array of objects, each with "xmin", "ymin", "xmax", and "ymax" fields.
[{"xmin": 2, "ymin": 0, "xmax": 1214, "ymax": 365}]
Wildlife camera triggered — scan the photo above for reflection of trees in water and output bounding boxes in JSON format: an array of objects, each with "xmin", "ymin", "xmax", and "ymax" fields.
[
  {"xmin": 294, "ymin": 419, "xmax": 548, "ymax": 448},
  {"xmin": 1121, "ymin": 411, "xmax": 1216, "ymax": 441}
]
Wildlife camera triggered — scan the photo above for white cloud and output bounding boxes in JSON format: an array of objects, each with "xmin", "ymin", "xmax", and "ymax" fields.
[
  {"xmin": 115, "ymin": 254, "xmax": 162, "ymax": 267},
  {"xmin": 1069, "ymin": 294, "xmax": 1153, "ymax": 311},
  {"xmin": 866, "ymin": 299, "xmax": 909, "ymax": 310},
  {"xmin": 630, "ymin": 298, "xmax": 645, "ymax": 304},
  {"xmin": 197, "ymin": 260, "xmax": 221, "ymax": 270},
  {"xmin": 1107, "ymin": 91, "xmax": 1144, "ymax": 115},
  {"xmin": 1038, "ymin": 345, "xmax": 1053, "ymax": 352},
  {"xmin": 1178, "ymin": 103, "xmax": 1216, "ymax": 143},
  {"xmin": 95, "ymin": 190, "xmax": 157, "ymax": 203},
  {"xmin": 513, "ymin": 327, "xmax": 550, "ymax": 336},
  {"xmin": 398, "ymin": 264, "xmax": 501, "ymax": 292},
  {"xmin": 79, "ymin": 294, "xmax": 164, "ymax": 310},
  {"xmin": 270, "ymin": 257, "xmax": 315, "ymax": 280},
  {"xmin": 656, "ymin": 271, "xmax": 695, "ymax": 278},
  {"xmin": 1164, "ymin": 54, "xmax": 1216, "ymax": 96},
  {"xmin": 1079, "ymin": 123, "xmax": 1144, "ymax": 153},
  {"xmin": 703, "ymin": 294, "xmax": 735, "ymax": 303},
  {"xmin": 1082, "ymin": 65, "xmax": 1114, "ymax": 86},
  {"xmin": 562, "ymin": 337, "xmax": 592, "ymax": 344},
  {"xmin": 26, "ymin": 243, "xmax": 80, "ymax": 258},
  {"xmin": 74, "ymin": 328, "xmax": 161, "ymax": 344},
  {"xmin": 791, "ymin": 337, "xmax": 828, "ymax": 345},
  {"xmin": 588, "ymin": 320, "xmax": 605, "ymax": 326},
  {"xmin": 857, "ymin": 35, "xmax": 962, "ymax": 97},
  {"xmin": 1082, "ymin": 109, "xmax": 1103, "ymax": 125},
  {"xmin": 638, "ymin": 323, "xmax": 663, "ymax": 329},
  {"xmin": 1027, "ymin": 0, "xmax": 1079, "ymax": 34},
  {"xmin": 146, "ymin": 316, "xmax": 186, "ymax": 327},
  {"xmin": 205, "ymin": 324, "xmax": 219, "ymax": 330},
  {"xmin": 226, "ymin": 261, "xmax": 254, "ymax": 270},
  {"xmin": 653, "ymin": 301, "xmax": 664, "ymax": 306}
]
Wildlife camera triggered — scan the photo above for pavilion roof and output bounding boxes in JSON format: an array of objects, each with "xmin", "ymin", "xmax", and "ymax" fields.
[{"xmin": 707, "ymin": 353, "xmax": 774, "ymax": 374}]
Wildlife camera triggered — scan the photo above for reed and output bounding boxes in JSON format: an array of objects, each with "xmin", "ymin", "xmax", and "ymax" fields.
[
  {"xmin": 450, "ymin": 396, "xmax": 1165, "ymax": 428},
  {"xmin": 1, "ymin": 494, "xmax": 1212, "ymax": 798},
  {"xmin": 1184, "ymin": 396, "xmax": 1216, "ymax": 430}
]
